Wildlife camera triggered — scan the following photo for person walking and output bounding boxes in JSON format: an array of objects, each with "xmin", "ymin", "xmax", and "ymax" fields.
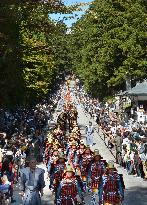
[
  {"xmin": 86, "ymin": 121, "xmax": 94, "ymax": 146},
  {"xmin": 99, "ymin": 160, "xmax": 124, "ymax": 205},
  {"xmin": 20, "ymin": 157, "xmax": 45, "ymax": 205},
  {"xmin": 55, "ymin": 164, "xmax": 83, "ymax": 205},
  {"xmin": 87, "ymin": 149, "xmax": 106, "ymax": 205},
  {"xmin": 140, "ymin": 144, "xmax": 147, "ymax": 180}
]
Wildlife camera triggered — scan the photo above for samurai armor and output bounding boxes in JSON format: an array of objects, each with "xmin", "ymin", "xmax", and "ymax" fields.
[
  {"xmin": 59, "ymin": 179, "xmax": 78, "ymax": 205},
  {"xmin": 103, "ymin": 174, "xmax": 121, "ymax": 204},
  {"xmin": 90, "ymin": 162, "xmax": 105, "ymax": 189}
]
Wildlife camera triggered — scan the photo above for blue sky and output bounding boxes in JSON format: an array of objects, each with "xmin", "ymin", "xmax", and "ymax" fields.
[{"xmin": 49, "ymin": 0, "xmax": 93, "ymax": 27}]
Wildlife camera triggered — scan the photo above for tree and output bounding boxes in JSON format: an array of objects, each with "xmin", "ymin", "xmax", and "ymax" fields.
[
  {"xmin": 0, "ymin": 2, "xmax": 24, "ymax": 107},
  {"xmin": 70, "ymin": 0, "xmax": 147, "ymax": 99},
  {"xmin": 0, "ymin": 0, "xmax": 68, "ymax": 107}
]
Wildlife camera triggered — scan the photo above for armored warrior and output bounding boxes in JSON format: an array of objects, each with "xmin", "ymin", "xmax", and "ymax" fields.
[
  {"xmin": 52, "ymin": 140, "xmax": 62, "ymax": 152},
  {"xmin": 71, "ymin": 124, "xmax": 81, "ymax": 145},
  {"xmin": 99, "ymin": 160, "xmax": 124, "ymax": 205},
  {"xmin": 64, "ymin": 90, "xmax": 72, "ymax": 102},
  {"xmin": 66, "ymin": 142, "xmax": 77, "ymax": 166},
  {"xmin": 69, "ymin": 106, "xmax": 78, "ymax": 128},
  {"xmin": 53, "ymin": 125, "xmax": 64, "ymax": 145},
  {"xmin": 87, "ymin": 149, "xmax": 106, "ymax": 205},
  {"xmin": 47, "ymin": 149, "xmax": 59, "ymax": 188},
  {"xmin": 66, "ymin": 135, "xmax": 76, "ymax": 153},
  {"xmin": 49, "ymin": 153, "xmax": 66, "ymax": 191},
  {"xmin": 75, "ymin": 141, "xmax": 86, "ymax": 165},
  {"xmin": 57, "ymin": 112, "xmax": 67, "ymax": 131},
  {"xmin": 79, "ymin": 146, "xmax": 93, "ymax": 191},
  {"xmin": 70, "ymin": 121, "xmax": 78, "ymax": 134},
  {"xmin": 20, "ymin": 157, "xmax": 45, "ymax": 205},
  {"xmin": 44, "ymin": 140, "xmax": 53, "ymax": 166},
  {"xmin": 55, "ymin": 164, "xmax": 83, "ymax": 205}
]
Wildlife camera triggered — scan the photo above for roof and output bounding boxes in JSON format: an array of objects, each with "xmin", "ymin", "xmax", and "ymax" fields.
[{"xmin": 127, "ymin": 81, "xmax": 147, "ymax": 96}]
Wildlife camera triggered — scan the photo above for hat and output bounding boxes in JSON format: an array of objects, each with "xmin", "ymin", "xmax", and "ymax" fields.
[
  {"xmin": 54, "ymin": 139, "xmax": 60, "ymax": 146},
  {"xmin": 94, "ymin": 149, "xmax": 100, "ymax": 156},
  {"xmin": 68, "ymin": 134, "xmax": 75, "ymax": 139},
  {"xmin": 85, "ymin": 145, "xmax": 91, "ymax": 149},
  {"xmin": 27, "ymin": 155, "xmax": 37, "ymax": 163},
  {"xmin": 107, "ymin": 160, "xmax": 115, "ymax": 169},
  {"xmin": 21, "ymin": 146, "xmax": 27, "ymax": 152},
  {"xmin": 52, "ymin": 149, "xmax": 59, "ymax": 153},
  {"xmin": 64, "ymin": 163, "xmax": 75, "ymax": 174},
  {"xmin": 58, "ymin": 152, "xmax": 66, "ymax": 159}
]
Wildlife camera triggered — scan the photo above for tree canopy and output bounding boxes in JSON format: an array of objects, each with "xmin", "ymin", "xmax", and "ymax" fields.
[
  {"xmin": 69, "ymin": 0, "xmax": 147, "ymax": 99},
  {"xmin": 0, "ymin": 0, "xmax": 147, "ymax": 106},
  {"xmin": 0, "ymin": 0, "xmax": 69, "ymax": 107}
]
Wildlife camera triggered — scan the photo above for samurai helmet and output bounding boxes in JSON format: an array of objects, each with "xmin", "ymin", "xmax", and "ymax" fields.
[
  {"xmin": 94, "ymin": 149, "xmax": 100, "ymax": 156},
  {"xmin": 21, "ymin": 146, "xmax": 27, "ymax": 152},
  {"xmin": 107, "ymin": 160, "xmax": 115, "ymax": 169},
  {"xmin": 64, "ymin": 163, "xmax": 75, "ymax": 174},
  {"xmin": 58, "ymin": 152, "xmax": 66, "ymax": 159},
  {"xmin": 85, "ymin": 145, "xmax": 91, "ymax": 149},
  {"xmin": 54, "ymin": 139, "xmax": 61, "ymax": 146}
]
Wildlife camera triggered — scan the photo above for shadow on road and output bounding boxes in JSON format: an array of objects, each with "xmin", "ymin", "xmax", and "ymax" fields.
[{"xmin": 125, "ymin": 186, "xmax": 147, "ymax": 205}]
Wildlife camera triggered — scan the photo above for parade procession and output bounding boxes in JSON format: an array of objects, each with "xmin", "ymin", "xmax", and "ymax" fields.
[
  {"xmin": 1, "ymin": 76, "xmax": 147, "ymax": 205},
  {"xmin": 14, "ymin": 79, "xmax": 124, "ymax": 205},
  {"xmin": 1, "ymin": 0, "xmax": 147, "ymax": 204}
]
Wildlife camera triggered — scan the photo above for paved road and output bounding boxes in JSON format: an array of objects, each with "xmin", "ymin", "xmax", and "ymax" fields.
[{"xmin": 13, "ymin": 103, "xmax": 147, "ymax": 205}]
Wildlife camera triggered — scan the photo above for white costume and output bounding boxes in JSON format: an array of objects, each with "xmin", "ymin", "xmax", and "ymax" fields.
[
  {"xmin": 20, "ymin": 167, "xmax": 45, "ymax": 205},
  {"xmin": 86, "ymin": 125, "xmax": 94, "ymax": 145}
]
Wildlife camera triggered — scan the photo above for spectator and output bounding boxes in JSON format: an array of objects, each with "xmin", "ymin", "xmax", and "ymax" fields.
[
  {"xmin": 140, "ymin": 144, "xmax": 147, "ymax": 180},
  {"xmin": 134, "ymin": 150, "xmax": 141, "ymax": 177},
  {"xmin": 80, "ymin": 88, "xmax": 147, "ymax": 181}
]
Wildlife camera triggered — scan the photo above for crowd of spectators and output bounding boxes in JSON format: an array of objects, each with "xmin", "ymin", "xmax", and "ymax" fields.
[
  {"xmin": 77, "ymin": 86, "xmax": 147, "ymax": 181},
  {"xmin": 0, "ymin": 86, "xmax": 63, "ymax": 204}
]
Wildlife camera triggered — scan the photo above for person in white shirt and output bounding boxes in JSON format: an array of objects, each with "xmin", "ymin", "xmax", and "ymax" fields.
[
  {"xmin": 110, "ymin": 126, "xmax": 117, "ymax": 136},
  {"xmin": 20, "ymin": 157, "xmax": 45, "ymax": 205},
  {"xmin": 85, "ymin": 121, "xmax": 94, "ymax": 146},
  {"xmin": 122, "ymin": 137, "xmax": 130, "ymax": 149}
]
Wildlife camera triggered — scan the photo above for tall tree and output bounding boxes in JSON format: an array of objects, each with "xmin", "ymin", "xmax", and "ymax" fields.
[
  {"xmin": 0, "ymin": 0, "xmax": 68, "ymax": 107},
  {"xmin": 70, "ymin": 0, "xmax": 147, "ymax": 99},
  {"xmin": 0, "ymin": 3, "xmax": 24, "ymax": 107}
]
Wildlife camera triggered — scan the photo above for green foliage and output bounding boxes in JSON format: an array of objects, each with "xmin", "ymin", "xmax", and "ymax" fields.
[
  {"xmin": 0, "ymin": 0, "xmax": 69, "ymax": 107},
  {"xmin": 0, "ymin": 3, "xmax": 24, "ymax": 107},
  {"xmin": 70, "ymin": 0, "xmax": 147, "ymax": 99},
  {"xmin": 19, "ymin": 4, "xmax": 56, "ymax": 104}
]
